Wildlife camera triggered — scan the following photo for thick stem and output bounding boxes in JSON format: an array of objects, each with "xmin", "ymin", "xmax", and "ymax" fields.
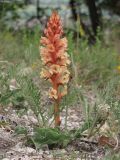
[{"xmin": 54, "ymin": 100, "xmax": 61, "ymax": 127}]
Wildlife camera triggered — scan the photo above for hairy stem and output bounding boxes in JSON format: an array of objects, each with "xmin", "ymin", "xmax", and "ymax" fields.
[{"xmin": 54, "ymin": 100, "xmax": 61, "ymax": 127}]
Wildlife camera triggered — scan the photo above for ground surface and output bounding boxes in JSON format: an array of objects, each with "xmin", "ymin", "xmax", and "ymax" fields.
[{"xmin": 0, "ymin": 105, "xmax": 106, "ymax": 160}]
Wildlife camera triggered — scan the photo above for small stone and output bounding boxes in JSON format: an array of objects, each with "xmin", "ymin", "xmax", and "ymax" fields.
[
  {"xmin": 60, "ymin": 149, "xmax": 67, "ymax": 154},
  {"xmin": 29, "ymin": 116, "xmax": 38, "ymax": 124},
  {"xmin": 38, "ymin": 150, "xmax": 44, "ymax": 155},
  {"xmin": 27, "ymin": 109, "xmax": 34, "ymax": 116},
  {"xmin": 22, "ymin": 115, "xmax": 28, "ymax": 121},
  {"xmin": 9, "ymin": 79, "xmax": 20, "ymax": 91},
  {"xmin": 46, "ymin": 154, "xmax": 53, "ymax": 159},
  {"xmin": 44, "ymin": 150, "xmax": 50, "ymax": 155},
  {"xmin": 26, "ymin": 147, "xmax": 36, "ymax": 154},
  {"xmin": 6, "ymin": 151, "xmax": 15, "ymax": 157}
]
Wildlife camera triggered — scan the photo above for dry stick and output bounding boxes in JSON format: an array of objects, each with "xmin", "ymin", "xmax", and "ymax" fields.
[{"xmin": 80, "ymin": 138, "xmax": 98, "ymax": 144}]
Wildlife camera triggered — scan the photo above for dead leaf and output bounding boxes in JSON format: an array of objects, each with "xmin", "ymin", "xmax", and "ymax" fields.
[{"xmin": 98, "ymin": 135, "xmax": 116, "ymax": 148}]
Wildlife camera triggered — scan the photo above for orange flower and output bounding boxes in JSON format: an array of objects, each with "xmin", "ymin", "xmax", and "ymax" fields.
[
  {"xmin": 49, "ymin": 64, "xmax": 61, "ymax": 74},
  {"xmin": 49, "ymin": 87, "xmax": 58, "ymax": 99},
  {"xmin": 40, "ymin": 11, "xmax": 71, "ymax": 127},
  {"xmin": 40, "ymin": 68, "xmax": 51, "ymax": 79}
]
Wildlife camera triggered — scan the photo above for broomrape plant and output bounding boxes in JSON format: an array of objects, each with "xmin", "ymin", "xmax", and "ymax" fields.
[{"xmin": 40, "ymin": 11, "xmax": 71, "ymax": 127}]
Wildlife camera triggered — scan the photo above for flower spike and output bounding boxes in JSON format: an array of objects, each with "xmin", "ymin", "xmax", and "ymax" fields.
[{"xmin": 40, "ymin": 11, "xmax": 71, "ymax": 127}]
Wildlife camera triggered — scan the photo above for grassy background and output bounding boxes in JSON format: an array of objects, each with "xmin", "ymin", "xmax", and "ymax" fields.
[
  {"xmin": 0, "ymin": 27, "xmax": 120, "ymax": 117},
  {"xmin": 0, "ymin": 26, "xmax": 120, "ymax": 159}
]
